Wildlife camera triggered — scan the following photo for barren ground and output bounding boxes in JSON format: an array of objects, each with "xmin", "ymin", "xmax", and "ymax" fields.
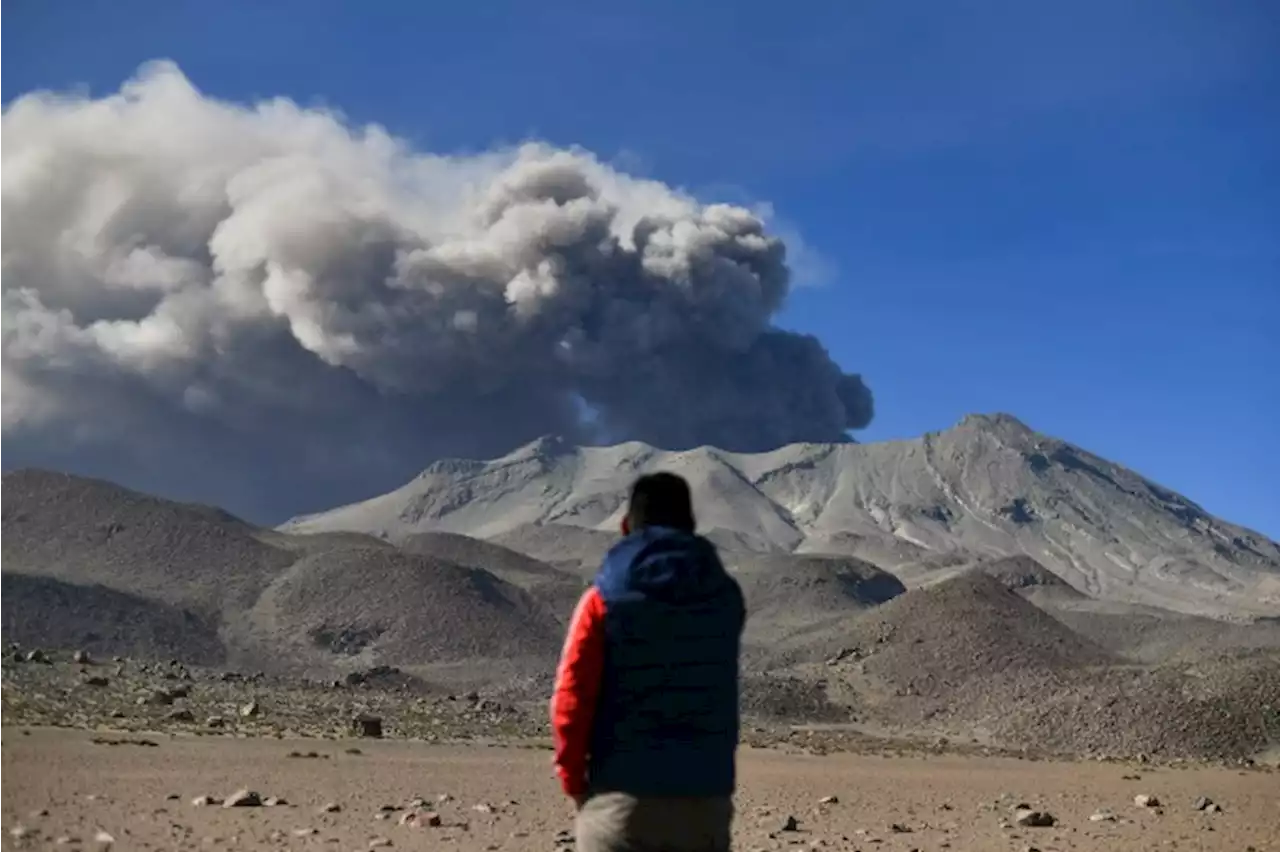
[{"xmin": 4, "ymin": 729, "xmax": 1276, "ymax": 851}]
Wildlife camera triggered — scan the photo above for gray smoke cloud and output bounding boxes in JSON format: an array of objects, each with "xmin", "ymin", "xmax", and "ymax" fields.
[{"xmin": 1, "ymin": 61, "xmax": 873, "ymax": 520}]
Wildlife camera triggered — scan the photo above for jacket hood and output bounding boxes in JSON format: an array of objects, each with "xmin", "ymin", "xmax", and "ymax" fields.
[{"xmin": 600, "ymin": 526, "xmax": 731, "ymax": 604}]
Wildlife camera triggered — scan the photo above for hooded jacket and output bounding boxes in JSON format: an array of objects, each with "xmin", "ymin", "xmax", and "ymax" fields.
[{"xmin": 551, "ymin": 526, "xmax": 745, "ymax": 798}]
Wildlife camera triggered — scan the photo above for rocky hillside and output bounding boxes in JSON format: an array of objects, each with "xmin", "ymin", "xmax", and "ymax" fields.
[
  {"xmin": 4, "ymin": 459, "xmax": 1279, "ymax": 762},
  {"xmin": 0, "ymin": 471, "xmax": 567, "ymax": 680},
  {"xmin": 1, "ymin": 573, "xmax": 226, "ymax": 665},
  {"xmin": 282, "ymin": 414, "xmax": 1280, "ymax": 618},
  {"xmin": 777, "ymin": 572, "xmax": 1280, "ymax": 761},
  {"xmin": 729, "ymin": 554, "xmax": 906, "ymax": 646}
]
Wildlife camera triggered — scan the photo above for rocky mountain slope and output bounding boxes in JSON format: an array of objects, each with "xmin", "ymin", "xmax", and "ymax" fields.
[
  {"xmin": 283, "ymin": 413, "xmax": 1280, "ymax": 618},
  {"xmin": 4, "ymin": 430, "xmax": 1280, "ymax": 761}
]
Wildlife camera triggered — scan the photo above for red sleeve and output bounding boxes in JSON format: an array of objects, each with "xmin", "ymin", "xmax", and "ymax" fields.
[{"xmin": 550, "ymin": 586, "xmax": 606, "ymax": 797}]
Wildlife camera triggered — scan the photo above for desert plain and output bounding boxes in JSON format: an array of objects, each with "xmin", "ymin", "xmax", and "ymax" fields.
[{"xmin": 4, "ymin": 727, "xmax": 1278, "ymax": 852}]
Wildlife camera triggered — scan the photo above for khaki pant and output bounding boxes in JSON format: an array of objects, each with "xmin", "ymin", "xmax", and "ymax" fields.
[{"xmin": 575, "ymin": 792, "xmax": 733, "ymax": 852}]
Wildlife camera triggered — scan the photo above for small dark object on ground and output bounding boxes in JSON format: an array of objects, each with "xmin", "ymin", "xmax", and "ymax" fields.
[{"xmin": 352, "ymin": 713, "xmax": 383, "ymax": 738}]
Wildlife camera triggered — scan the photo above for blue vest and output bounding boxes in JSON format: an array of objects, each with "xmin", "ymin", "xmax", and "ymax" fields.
[{"xmin": 588, "ymin": 526, "xmax": 745, "ymax": 797}]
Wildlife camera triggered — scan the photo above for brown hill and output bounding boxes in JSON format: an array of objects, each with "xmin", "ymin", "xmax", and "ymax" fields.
[
  {"xmin": 487, "ymin": 522, "xmax": 617, "ymax": 575},
  {"xmin": 1, "ymin": 469, "xmax": 293, "ymax": 618},
  {"xmin": 241, "ymin": 543, "xmax": 563, "ymax": 672},
  {"xmin": 1, "ymin": 471, "xmax": 566, "ymax": 679},
  {"xmin": 1, "ymin": 573, "xmax": 226, "ymax": 665},
  {"xmin": 973, "ymin": 554, "xmax": 1083, "ymax": 595},
  {"xmin": 805, "ymin": 572, "xmax": 1280, "ymax": 760},
  {"xmin": 399, "ymin": 532, "xmax": 565, "ymax": 587},
  {"xmin": 729, "ymin": 554, "xmax": 905, "ymax": 647},
  {"xmin": 397, "ymin": 531, "xmax": 586, "ymax": 619},
  {"xmin": 810, "ymin": 572, "xmax": 1113, "ymax": 677},
  {"xmin": 793, "ymin": 573, "xmax": 1116, "ymax": 734}
]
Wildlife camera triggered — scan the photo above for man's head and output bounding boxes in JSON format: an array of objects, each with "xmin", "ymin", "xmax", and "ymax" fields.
[{"xmin": 622, "ymin": 472, "xmax": 696, "ymax": 536}]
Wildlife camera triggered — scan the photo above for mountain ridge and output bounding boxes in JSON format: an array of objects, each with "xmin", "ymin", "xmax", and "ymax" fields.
[{"xmin": 282, "ymin": 413, "xmax": 1280, "ymax": 619}]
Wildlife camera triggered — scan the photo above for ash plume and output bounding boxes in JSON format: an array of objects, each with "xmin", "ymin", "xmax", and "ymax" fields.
[{"xmin": 1, "ymin": 61, "xmax": 873, "ymax": 519}]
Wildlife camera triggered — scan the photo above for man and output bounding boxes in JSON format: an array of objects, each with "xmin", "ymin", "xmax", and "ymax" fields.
[{"xmin": 550, "ymin": 472, "xmax": 746, "ymax": 852}]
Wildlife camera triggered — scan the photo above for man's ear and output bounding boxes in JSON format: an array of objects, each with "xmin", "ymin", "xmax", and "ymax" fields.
[{"xmin": 620, "ymin": 516, "xmax": 630, "ymax": 536}]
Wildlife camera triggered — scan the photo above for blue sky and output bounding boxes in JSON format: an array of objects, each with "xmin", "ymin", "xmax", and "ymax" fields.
[{"xmin": 4, "ymin": 0, "xmax": 1278, "ymax": 537}]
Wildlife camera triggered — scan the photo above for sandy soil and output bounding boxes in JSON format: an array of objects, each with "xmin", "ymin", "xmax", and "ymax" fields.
[{"xmin": 3, "ymin": 729, "xmax": 1276, "ymax": 851}]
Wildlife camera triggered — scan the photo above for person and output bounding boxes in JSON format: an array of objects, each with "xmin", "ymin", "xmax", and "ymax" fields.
[{"xmin": 550, "ymin": 472, "xmax": 746, "ymax": 852}]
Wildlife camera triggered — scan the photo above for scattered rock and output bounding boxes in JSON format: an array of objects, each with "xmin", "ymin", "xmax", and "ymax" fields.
[
  {"xmin": 25, "ymin": 649, "xmax": 49, "ymax": 664},
  {"xmin": 1134, "ymin": 794, "xmax": 1160, "ymax": 808},
  {"xmin": 1013, "ymin": 809, "xmax": 1056, "ymax": 827},
  {"xmin": 73, "ymin": 650, "xmax": 92, "ymax": 664},
  {"xmin": 82, "ymin": 675, "xmax": 110, "ymax": 688},
  {"xmin": 141, "ymin": 688, "xmax": 174, "ymax": 706},
  {"xmin": 345, "ymin": 747, "xmax": 363, "ymax": 755},
  {"xmin": 222, "ymin": 789, "xmax": 263, "ymax": 808},
  {"xmin": 191, "ymin": 795, "xmax": 222, "ymax": 807},
  {"xmin": 55, "ymin": 836, "xmax": 80, "ymax": 845},
  {"xmin": 93, "ymin": 830, "xmax": 115, "ymax": 846},
  {"xmin": 1192, "ymin": 796, "xmax": 1214, "ymax": 811},
  {"xmin": 239, "ymin": 701, "xmax": 259, "ymax": 718},
  {"xmin": 9, "ymin": 826, "xmax": 32, "ymax": 840},
  {"xmin": 369, "ymin": 838, "xmax": 393, "ymax": 848},
  {"xmin": 205, "ymin": 716, "xmax": 227, "ymax": 729},
  {"xmin": 292, "ymin": 828, "xmax": 319, "ymax": 837},
  {"xmin": 319, "ymin": 802, "xmax": 342, "ymax": 814},
  {"xmin": 890, "ymin": 822, "xmax": 913, "ymax": 833},
  {"xmin": 781, "ymin": 815, "xmax": 800, "ymax": 832},
  {"xmin": 1089, "ymin": 810, "xmax": 1116, "ymax": 822},
  {"xmin": 264, "ymin": 796, "xmax": 288, "ymax": 807},
  {"xmin": 165, "ymin": 708, "xmax": 195, "ymax": 722},
  {"xmin": 473, "ymin": 802, "xmax": 495, "ymax": 814},
  {"xmin": 818, "ymin": 795, "xmax": 839, "ymax": 805}
]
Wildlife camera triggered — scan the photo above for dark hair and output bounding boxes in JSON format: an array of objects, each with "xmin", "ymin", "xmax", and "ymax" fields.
[{"xmin": 626, "ymin": 472, "xmax": 696, "ymax": 533}]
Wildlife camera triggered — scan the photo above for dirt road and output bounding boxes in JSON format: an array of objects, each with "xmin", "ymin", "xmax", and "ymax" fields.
[{"xmin": 3, "ymin": 729, "xmax": 1275, "ymax": 850}]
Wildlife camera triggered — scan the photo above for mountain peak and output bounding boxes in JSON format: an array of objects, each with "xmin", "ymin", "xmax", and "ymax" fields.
[
  {"xmin": 957, "ymin": 412, "xmax": 1034, "ymax": 433},
  {"xmin": 505, "ymin": 434, "xmax": 576, "ymax": 460},
  {"xmin": 281, "ymin": 413, "xmax": 1280, "ymax": 619}
]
